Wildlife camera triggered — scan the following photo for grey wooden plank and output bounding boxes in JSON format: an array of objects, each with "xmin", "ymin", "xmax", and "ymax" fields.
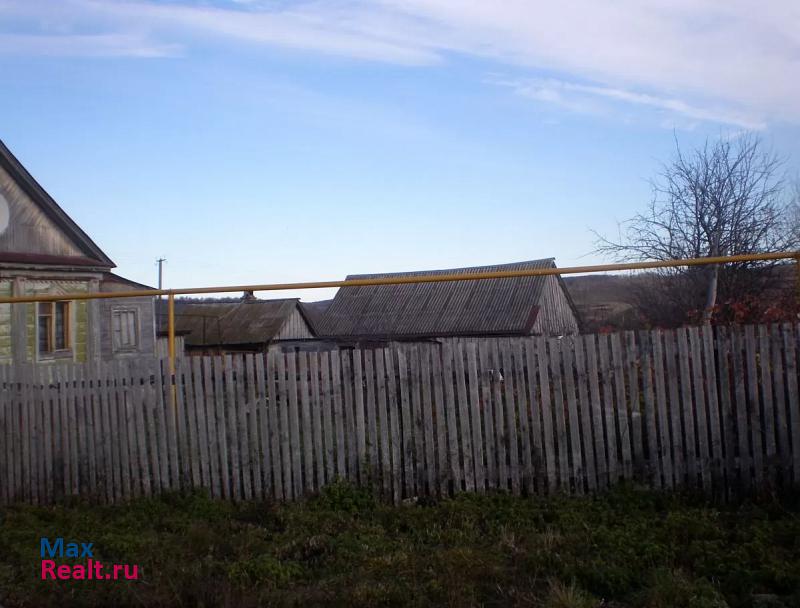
[
  {"xmin": 597, "ymin": 335, "xmax": 619, "ymax": 486},
  {"xmin": 584, "ymin": 335, "xmax": 607, "ymax": 490},
  {"xmin": 714, "ymin": 327, "xmax": 737, "ymax": 497},
  {"xmin": 154, "ymin": 361, "xmax": 170, "ymax": 493},
  {"xmin": 225, "ymin": 355, "xmax": 243, "ymax": 501},
  {"xmin": 310, "ymin": 352, "xmax": 325, "ymax": 491},
  {"xmin": 352, "ymin": 349, "xmax": 367, "ymax": 483},
  {"xmin": 20, "ymin": 364, "xmax": 32, "ymax": 502},
  {"xmin": 676, "ymin": 328, "xmax": 698, "ymax": 489},
  {"xmin": 39, "ymin": 366, "xmax": 53, "ymax": 503},
  {"xmin": 364, "ymin": 349, "xmax": 380, "ymax": 487},
  {"xmin": 687, "ymin": 327, "xmax": 710, "ymax": 492},
  {"xmin": 758, "ymin": 325, "xmax": 777, "ymax": 484},
  {"xmin": 419, "ymin": 345, "xmax": 438, "ymax": 495},
  {"xmin": 455, "ymin": 341, "xmax": 475, "ymax": 493},
  {"xmin": 267, "ymin": 350, "xmax": 285, "ymax": 500},
  {"xmin": 0, "ymin": 366, "xmax": 9, "ymax": 504},
  {"xmin": 549, "ymin": 338, "xmax": 570, "ymax": 491},
  {"xmin": 236, "ymin": 355, "xmax": 254, "ymax": 500},
  {"xmin": 664, "ymin": 330, "xmax": 685, "ymax": 487},
  {"xmin": 624, "ymin": 331, "xmax": 644, "ymax": 482},
  {"xmin": 651, "ymin": 330, "xmax": 674, "ymax": 489},
  {"xmin": 573, "ymin": 336, "xmax": 597, "ymax": 491},
  {"xmin": 439, "ymin": 341, "xmax": 460, "ymax": 492},
  {"xmin": 12, "ymin": 366, "xmax": 23, "ymax": 501},
  {"xmin": 330, "ymin": 350, "xmax": 347, "ymax": 482},
  {"xmin": 213, "ymin": 356, "xmax": 231, "ymax": 499},
  {"xmin": 782, "ymin": 324, "xmax": 800, "ymax": 485},
  {"xmin": 203, "ymin": 357, "xmax": 221, "ymax": 498},
  {"xmin": 561, "ymin": 337, "xmax": 584, "ymax": 494},
  {"xmin": 731, "ymin": 328, "xmax": 752, "ymax": 491},
  {"xmin": 3, "ymin": 365, "xmax": 17, "ymax": 502},
  {"xmin": 143, "ymin": 360, "xmax": 161, "ymax": 496},
  {"xmin": 340, "ymin": 350, "xmax": 357, "ymax": 482},
  {"xmin": 467, "ymin": 341, "xmax": 487, "ymax": 494},
  {"xmin": 0, "ymin": 365, "xmax": 9, "ymax": 505},
  {"xmin": 172, "ymin": 357, "xmax": 190, "ymax": 491},
  {"xmin": 744, "ymin": 326, "xmax": 764, "ymax": 485},
  {"xmin": 499, "ymin": 339, "xmax": 520, "ymax": 494},
  {"xmin": 287, "ymin": 351, "xmax": 304, "ymax": 496},
  {"xmin": 297, "ymin": 352, "xmax": 314, "ymax": 493},
  {"xmin": 769, "ymin": 325, "xmax": 789, "ymax": 483},
  {"xmin": 410, "ymin": 345, "xmax": 427, "ymax": 493},
  {"xmin": 397, "ymin": 346, "xmax": 416, "ymax": 496},
  {"xmin": 700, "ymin": 325, "xmax": 723, "ymax": 494},
  {"xmin": 30, "ymin": 365, "xmax": 43, "ymax": 503},
  {"xmin": 254, "ymin": 353, "xmax": 270, "ymax": 498},
  {"xmin": 428, "ymin": 345, "xmax": 448, "ymax": 496},
  {"xmin": 478, "ymin": 340, "xmax": 497, "ymax": 489},
  {"xmin": 191, "ymin": 357, "xmax": 210, "ymax": 491},
  {"xmin": 132, "ymin": 360, "xmax": 152, "ymax": 497},
  {"xmin": 181, "ymin": 357, "xmax": 200, "ymax": 489},
  {"xmin": 279, "ymin": 351, "xmax": 296, "ymax": 498},
  {"xmin": 639, "ymin": 332, "xmax": 661, "ymax": 489},
  {"xmin": 384, "ymin": 347, "xmax": 402, "ymax": 502},
  {"xmin": 375, "ymin": 348, "xmax": 392, "ymax": 497},
  {"xmin": 114, "ymin": 360, "xmax": 133, "ymax": 500},
  {"xmin": 97, "ymin": 362, "xmax": 116, "ymax": 501},
  {"xmin": 76, "ymin": 365, "xmax": 92, "ymax": 496},
  {"xmin": 536, "ymin": 337, "xmax": 558, "ymax": 492},
  {"xmin": 610, "ymin": 333, "xmax": 633, "ymax": 482},
  {"xmin": 244, "ymin": 354, "xmax": 262, "ymax": 498},
  {"xmin": 490, "ymin": 340, "xmax": 509, "ymax": 491},
  {"xmin": 319, "ymin": 351, "xmax": 335, "ymax": 486}
]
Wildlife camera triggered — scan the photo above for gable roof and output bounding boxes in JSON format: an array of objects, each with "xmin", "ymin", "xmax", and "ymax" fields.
[
  {"xmin": 158, "ymin": 298, "xmax": 312, "ymax": 346},
  {"xmin": 316, "ymin": 259, "xmax": 568, "ymax": 339},
  {"xmin": 0, "ymin": 139, "xmax": 115, "ymax": 268}
]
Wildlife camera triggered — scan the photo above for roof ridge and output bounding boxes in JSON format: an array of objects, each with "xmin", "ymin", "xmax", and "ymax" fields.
[{"xmin": 344, "ymin": 258, "xmax": 556, "ymax": 280}]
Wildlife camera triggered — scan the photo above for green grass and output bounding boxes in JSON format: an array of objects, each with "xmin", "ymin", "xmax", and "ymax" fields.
[{"xmin": 1, "ymin": 483, "xmax": 799, "ymax": 607}]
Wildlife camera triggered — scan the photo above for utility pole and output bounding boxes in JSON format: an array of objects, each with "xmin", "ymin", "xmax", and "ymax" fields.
[{"xmin": 156, "ymin": 257, "xmax": 167, "ymax": 291}]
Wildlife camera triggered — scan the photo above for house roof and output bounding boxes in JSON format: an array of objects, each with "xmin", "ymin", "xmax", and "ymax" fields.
[
  {"xmin": 158, "ymin": 298, "xmax": 311, "ymax": 346},
  {"xmin": 316, "ymin": 258, "xmax": 566, "ymax": 339},
  {"xmin": 0, "ymin": 139, "xmax": 115, "ymax": 268}
]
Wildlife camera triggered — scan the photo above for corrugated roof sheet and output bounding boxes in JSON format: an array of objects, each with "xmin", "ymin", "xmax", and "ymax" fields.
[
  {"xmin": 161, "ymin": 298, "xmax": 304, "ymax": 346},
  {"xmin": 316, "ymin": 259, "xmax": 557, "ymax": 338}
]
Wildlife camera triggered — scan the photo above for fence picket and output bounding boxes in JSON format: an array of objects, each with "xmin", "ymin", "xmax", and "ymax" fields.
[
  {"xmin": 676, "ymin": 328, "xmax": 697, "ymax": 489},
  {"xmin": 782, "ymin": 324, "xmax": 800, "ymax": 484},
  {"xmin": 744, "ymin": 326, "xmax": 764, "ymax": 486},
  {"xmin": 499, "ymin": 339, "xmax": 520, "ymax": 494}
]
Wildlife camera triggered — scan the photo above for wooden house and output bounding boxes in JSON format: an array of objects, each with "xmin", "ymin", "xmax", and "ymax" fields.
[
  {"xmin": 0, "ymin": 140, "xmax": 155, "ymax": 363},
  {"xmin": 315, "ymin": 259, "xmax": 580, "ymax": 341},
  {"xmin": 158, "ymin": 298, "xmax": 316, "ymax": 355}
]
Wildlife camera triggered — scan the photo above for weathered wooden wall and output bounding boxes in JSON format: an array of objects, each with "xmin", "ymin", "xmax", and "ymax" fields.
[{"xmin": 1, "ymin": 323, "xmax": 798, "ymax": 505}]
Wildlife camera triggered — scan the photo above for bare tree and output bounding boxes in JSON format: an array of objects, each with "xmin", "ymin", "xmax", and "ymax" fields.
[{"xmin": 595, "ymin": 134, "xmax": 797, "ymax": 326}]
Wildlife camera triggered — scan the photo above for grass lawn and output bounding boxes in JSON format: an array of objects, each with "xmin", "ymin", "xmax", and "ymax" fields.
[{"xmin": 1, "ymin": 483, "xmax": 799, "ymax": 607}]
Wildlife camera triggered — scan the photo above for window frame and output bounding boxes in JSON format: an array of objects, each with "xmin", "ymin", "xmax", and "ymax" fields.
[
  {"xmin": 111, "ymin": 306, "xmax": 140, "ymax": 353},
  {"xmin": 36, "ymin": 300, "xmax": 72, "ymax": 358}
]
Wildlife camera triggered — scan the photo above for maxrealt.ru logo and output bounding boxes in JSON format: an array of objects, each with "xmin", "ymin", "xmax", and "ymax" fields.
[{"xmin": 40, "ymin": 538, "xmax": 139, "ymax": 581}]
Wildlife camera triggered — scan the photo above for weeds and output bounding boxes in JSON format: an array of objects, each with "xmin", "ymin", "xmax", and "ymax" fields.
[{"xmin": 0, "ymin": 484, "xmax": 798, "ymax": 607}]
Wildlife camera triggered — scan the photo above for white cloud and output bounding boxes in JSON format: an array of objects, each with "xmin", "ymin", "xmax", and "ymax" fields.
[
  {"xmin": 496, "ymin": 77, "xmax": 767, "ymax": 130},
  {"xmin": 1, "ymin": 0, "xmax": 798, "ymax": 125}
]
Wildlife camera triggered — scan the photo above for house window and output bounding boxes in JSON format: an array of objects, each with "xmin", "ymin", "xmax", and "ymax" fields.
[
  {"xmin": 37, "ymin": 301, "xmax": 71, "ymax": 355},
  {"xmin": 112, "ymin": 308, "xmax": 139, "ymax": 352}
]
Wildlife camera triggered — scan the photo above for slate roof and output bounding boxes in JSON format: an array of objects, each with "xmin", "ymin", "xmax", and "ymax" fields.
[
  {"xmin": 315, "ymin": 259, "xmax": 567, "ymax": 339},
  {"xmin": 158, "ymin": 298, "xmax": 310, "ymax": 346}
]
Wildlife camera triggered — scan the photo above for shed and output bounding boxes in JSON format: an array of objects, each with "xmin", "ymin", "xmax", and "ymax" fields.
[
  {"xmin": 159, "ymin": 298, "xmax": 316, "ymax": 355},
  {"xmin": 315, "ymin": 259, "xmax": 580, "ymax": 340}
]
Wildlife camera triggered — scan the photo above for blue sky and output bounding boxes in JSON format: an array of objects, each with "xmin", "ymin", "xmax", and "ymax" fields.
[{"xmin": 1, "ymin": 0, "xmax": 798, "ymax": 300}]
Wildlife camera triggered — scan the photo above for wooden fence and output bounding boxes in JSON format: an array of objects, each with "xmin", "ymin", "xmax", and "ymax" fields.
[{"xmin": 1, "ymin": 323, "xmax": 799, "ymax": 505}]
